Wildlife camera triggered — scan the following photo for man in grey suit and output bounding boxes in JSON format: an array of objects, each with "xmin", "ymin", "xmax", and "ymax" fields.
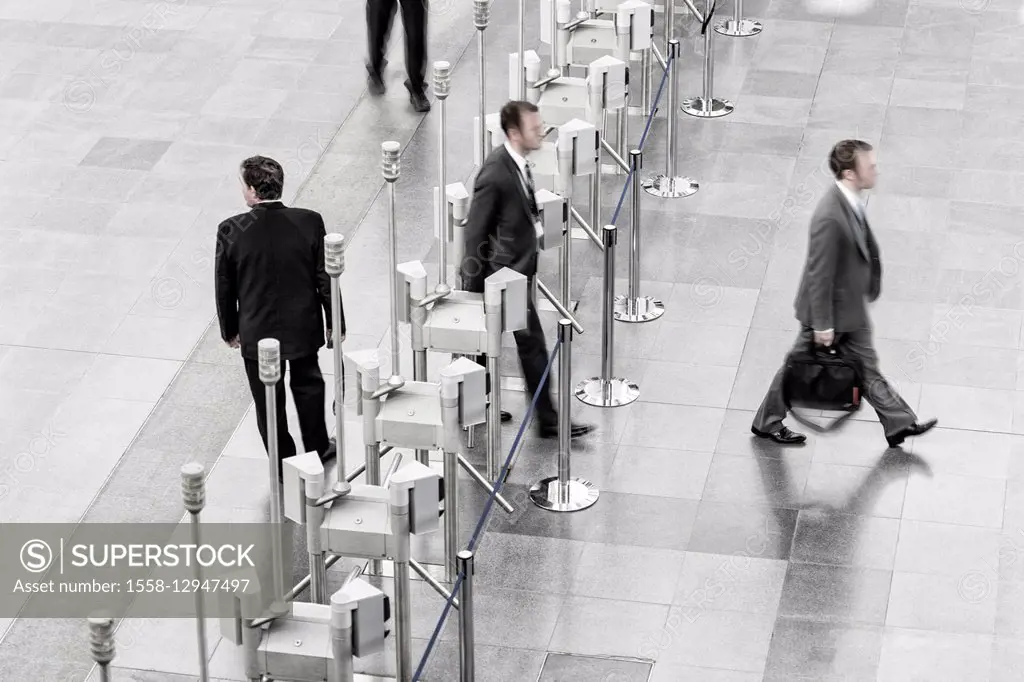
[{"xmin": 751, "ymin": 139, "xmax": 937, "ymax": 448}]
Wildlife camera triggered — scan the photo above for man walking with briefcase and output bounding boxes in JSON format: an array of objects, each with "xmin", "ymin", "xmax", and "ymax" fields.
[{"xmin": 751, "ymin": 140, "xmax": 937, "ymax": 448}]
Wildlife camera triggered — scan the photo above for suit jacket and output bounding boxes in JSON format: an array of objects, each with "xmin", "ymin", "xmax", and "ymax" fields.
[
  {"xmin": 214, "ymin": 202, "xmax": 345, "ymax": 361},
  {"xmin": 461, "ymin": 146, "xmax": 540, "ymax": 293},
  {"xmin": 794, "ymin": 184, "xmax": 882, "ymax": 333}
]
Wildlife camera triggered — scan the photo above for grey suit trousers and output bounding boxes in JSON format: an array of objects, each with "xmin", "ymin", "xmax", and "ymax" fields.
[{"xmin": 752, "ymin": 327, "xmax": 917, "ymax": 438}]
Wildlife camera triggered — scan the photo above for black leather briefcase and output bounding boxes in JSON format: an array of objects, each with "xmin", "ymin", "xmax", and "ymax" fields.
[{"xmin": 782, "ymin": 344, "xmax": 862, "ymax": 412}]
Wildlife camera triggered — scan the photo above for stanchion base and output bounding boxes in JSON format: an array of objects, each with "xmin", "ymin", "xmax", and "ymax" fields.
[
  {"xmin": 681, "ymin": 97, "xmax": 734, "ymax": 118},
  {"xmin": 613, "ymin": 296, "xmax": 665, "ymax": 323},
  {"xmin": 642, "ymin": 174, "xmax": 699, "ymax": 199},
  {"xmin": 575, "ymin": 377, "xmax": 640, "ymax": 407},
  {"xmin": 529, "ymin": 477, "xmax": 600, "ymax": 512},
  {"xmin": 714, "ymin": 18, "xmax": 762, "ymax": 37}
]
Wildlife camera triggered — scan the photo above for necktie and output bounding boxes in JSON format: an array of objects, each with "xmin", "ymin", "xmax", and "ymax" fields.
[{"xmin": 523, "ymin": 162, "xmax": 539, "ymax": 217}]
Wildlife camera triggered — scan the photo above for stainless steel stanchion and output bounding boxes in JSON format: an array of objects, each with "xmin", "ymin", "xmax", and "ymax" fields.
[
  {"xmin": 457, "ymin": 550, "xmax": 475, "ymax": 682},
  {"xmin": 88, "ymin": 616, "xmax": 115, "ymax": 682},
  {"xmin": 530, "ymin": 320, "xmax": 600, "ymax": 511},
  {"xmin": 392, "ymin": 482, "xmax": 414, "ymax": 681},
  {"xmin": 181, "ymin": 463, "xmax": 211, "ymax": 682},
  {"xmin": 434, "ymin": 61, "xmax": 453, "ymax": 293},
  {"xmin": 714, "ymin": 0, "xmax": 762, "ymax": 37},
  {"xmin": 641, "ymin": 48, "xmax": 652, "ymax": 117},
  {"xmin": 383, "ymin": 141, "xmax": 405, "ymax": 383},
  {"xmin": 330, "ymin": 590, "xmax": 356, "ymax": 682},
  {"xmin": 575, "ymin": 225, "xmax": 640, "ymax": 407},
  {"xmin": 325, "ymin": 233, "xmax": 353, "ymax": 496},
  {"xmin": 616, "ymin": 105, "xmax": 629, "ymax": 176},
  {"xmin": 683, "ymin": 0, "xmax": 733, "ymax": 118},
  {"xmin": 590, "ymin": 130, "xmax": 602, "ymax": 236},
  {"xmin": 475, "ymin": 0, "xmax": 489, "ymax": 167},
  {"xmin": 615, "ymin": 150, "xmax": 665, "ymax": 323},
  {"xmin": 518, "ymin": 0, "xmax": 526, "ymax": 99},
  {"xmin": 259, "ymin": 338, "xmax": 289, "ymax": 614},
  {"xmin": 664, "ymin": 0, "xmax": 675, "ymax": 45},
  {"xmin": 440, "ymin": 371, "xmax": 461, "ymax": 584},
  {"xmin": 643, "ymin": 39, "xmax": 698, "ymax": 198},
  {"xmin": 484, "ymin": 285, "xmax": 503, "ymax": 482}
]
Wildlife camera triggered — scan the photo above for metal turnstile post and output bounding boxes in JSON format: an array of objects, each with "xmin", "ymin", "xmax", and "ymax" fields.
[{"xmin": 529, "ymin": 320, "xmax": 600, "ymax": 511}]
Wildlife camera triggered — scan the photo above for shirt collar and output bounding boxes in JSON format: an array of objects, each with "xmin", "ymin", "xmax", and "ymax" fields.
[
  {"xmin": 835, "ymin": 180, "xmax": 863, "ymax": 214},
  {"xmin": 504, "ymin": 142, "xmax": 527, "ymax": 173}
]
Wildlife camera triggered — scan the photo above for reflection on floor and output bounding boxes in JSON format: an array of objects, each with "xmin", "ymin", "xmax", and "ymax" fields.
[{"xmin": 3, "ymin": 0, "xmax": 1024, "ymax": 680}]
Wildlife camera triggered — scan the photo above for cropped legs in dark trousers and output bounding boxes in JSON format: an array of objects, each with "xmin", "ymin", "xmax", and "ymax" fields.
[
  {"xmin": 244, "ymin": 353, "xmax": 330, "ymax": 477},
  {"xmin": 366, "ymin": 0, "xmax": 428, "ymax": 92}
]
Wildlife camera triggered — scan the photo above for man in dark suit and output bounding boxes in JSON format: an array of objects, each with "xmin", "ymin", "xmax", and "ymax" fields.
[
  {"xmin": 462, "ymin": 100, "xmax": 594, "ymax": 439},
  {"xmin": 751, "ymin": 139, "xmax": 936, "ymax": 448},
  {"xmin": 215, "ymin": 156, "xmax": 344, "ymax": 478},
  {"xmin": 365, "ymin": 0, "xmax": 430, "ymax": 113}
]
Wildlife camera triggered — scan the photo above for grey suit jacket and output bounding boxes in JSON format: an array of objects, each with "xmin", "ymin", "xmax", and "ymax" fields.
[{"xmin": 793, "ymin": 184, "xmax": 882, "ymax": 333}]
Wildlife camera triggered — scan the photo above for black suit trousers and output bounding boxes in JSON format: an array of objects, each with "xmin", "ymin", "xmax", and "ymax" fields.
[
  {"xmin": 476, "ymin": 282, "xmax": 557, "ymax": 428},
  {"xmin": 366, "ymin": 0, "xmax": 427, "ymax": 92},
  {"xmin": 244, "ymin": 354, "xmax": 330, "ymax": 475}
]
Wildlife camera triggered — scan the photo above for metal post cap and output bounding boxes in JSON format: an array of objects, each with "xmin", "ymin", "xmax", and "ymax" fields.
[
  {"xmin": 558, "ymin": 318, "xmax": 573, "ymax": 341},
  {"xmin": 324, "ymin": 233, "xmax": 345, "ymax": 276},
  {"xmin": 629, "ymin": 149, "xmax": 642, "ymax": 170},
  {"xmin": 668, "ymin": 38, "xmax": 680, "ymax": 57},
  {"xmin": 433, "ymin": 61, "xmax": 451, "ymax": 97},
  {"xmin": 88, "ymin": 616, "xmax": 116, "ymax": 664},
  {"xmin": 181, "ymin": 462, "xmax": 205, "ymax": 513},
  {"xmin": 258, "ymin": 338, "xmax": 281, "ymax": 384},
  {"xmin": 473, "ymin": 0, "xmax": 490, "ymax": 28},
  {"xmin": 602, "ymin": 224, "xmax": 617, "ymax": 246},
  {"xmin": 382, "ymin": 141, "xmax": 401, "ymax": 181}
]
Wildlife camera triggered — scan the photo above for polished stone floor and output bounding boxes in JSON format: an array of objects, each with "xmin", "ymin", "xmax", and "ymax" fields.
[{"xmin": 4, "ymin": 0, "xmax": 1024, "ymax": 679}]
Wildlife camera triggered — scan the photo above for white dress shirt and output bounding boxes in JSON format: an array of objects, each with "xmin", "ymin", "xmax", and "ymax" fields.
[
  {"xmin": 835, "ymin": 180, "xmax": 865, "ymax": 220},
  {"xmin": 504, "ymin": 142, "xmax": 544, "ymax": 241}
]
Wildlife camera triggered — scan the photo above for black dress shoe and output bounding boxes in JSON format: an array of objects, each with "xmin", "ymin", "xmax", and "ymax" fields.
[
  {"xmin": 886, "ymin": 418, "xmax": 938, "ymax": 448},
  {"xmin": 751, "ymin": 425, "xmax": 807, "ymax": 445},
  {"xmin": 320, "ymin": 438, "xmax": 337, "ymax": 463},
  {"xmin": 405, "ymin": 80, "xmax": 430, "ymax": 112},
  {"xmin": 501, "ymin": 411, "xmax": 512, "ymax": 423},
  {"xmin": 537, "ymin": 423, "xmax": 596, "ymax": 439},
  {"xmin": 367, "ymin": 64, "xmax": 385, "ymax": 95}
]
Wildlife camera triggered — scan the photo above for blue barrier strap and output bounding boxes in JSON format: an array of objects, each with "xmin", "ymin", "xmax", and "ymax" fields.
[
  {"xmin": 468, "ymin": 338, "xmax": 561, "ymax": 551},
  {"xmin": 608, "ymin": 52, "xmax": 674, "ymax": 226},
  {"xmin": 412, "ymin": 572, "xmax": 464, "ymax": 681},
  {"xmin": 411, "ymin": 337, "xmax": 563, "ymax": 681},
  {"xmin": 638, "ymin": 53, "xmax": 673, "ymax": 150},
  {"xmin": 610, "ymin": 170, "xmax": 633, "ymax": 225}
]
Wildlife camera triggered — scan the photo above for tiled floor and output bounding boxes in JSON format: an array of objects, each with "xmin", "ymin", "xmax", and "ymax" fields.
[{"xmin": 4, "ymin": 0, "xmax": 1024, "ymax": 680}]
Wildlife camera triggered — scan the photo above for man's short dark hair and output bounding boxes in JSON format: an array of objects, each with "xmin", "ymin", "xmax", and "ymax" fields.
[
  {"xmin": 240, "ymin": 156, "xmax": 284, "ymax": 201},
  {"xmin": 828, "ymin": 140, "xmax": 873, "ymax": 180},
  {"xmin": 499, "ymin": 100, "xmax": 539, "ymax": 136}
]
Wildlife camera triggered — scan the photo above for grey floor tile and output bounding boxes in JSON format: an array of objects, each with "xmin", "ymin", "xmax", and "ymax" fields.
[
  {"xmin": 762, "ymin": 617, "xmax": 883, "ymax": 682},
  {"xmin": 550, "ymin": 595, "xmax": 670, "ymax": 660},
  {"xmin": 886, "ymin": 569, "xmax": 997, "ymax": 634},
  {"xmin": 79, "ymin": 136, "xmax": 172, "ymax": 170},
  {"xmin": 877, "ymin": 628, "xmax": 994, "ymax": 682},
  {"xmin": 471, "ymin": 532, "xmax": 585, "ymax": 595},
  {"xmin": 673, "ymin": 551, "xmax": 788, "ymax": 617},
  {"xmin": 791, "ymin": 509, "xmax": 900, "ymax": 571},
  {"xmin": 571, "ymin": 543, "xmax": 685, "ymax": 604},
  {"xmin": 603, "ymin": 445, "xmax": 712, "ymax": 500},
  {"xmin": 777, "ymin": 562, "xmax": 893, "ymax": 626},
  {"xmin": 655, "ymin": 606, "xmax": 774, "ymax": 672},
  {"xmin": 687, "ymin": 500, "xmax": 799, "ymax": 561}
]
